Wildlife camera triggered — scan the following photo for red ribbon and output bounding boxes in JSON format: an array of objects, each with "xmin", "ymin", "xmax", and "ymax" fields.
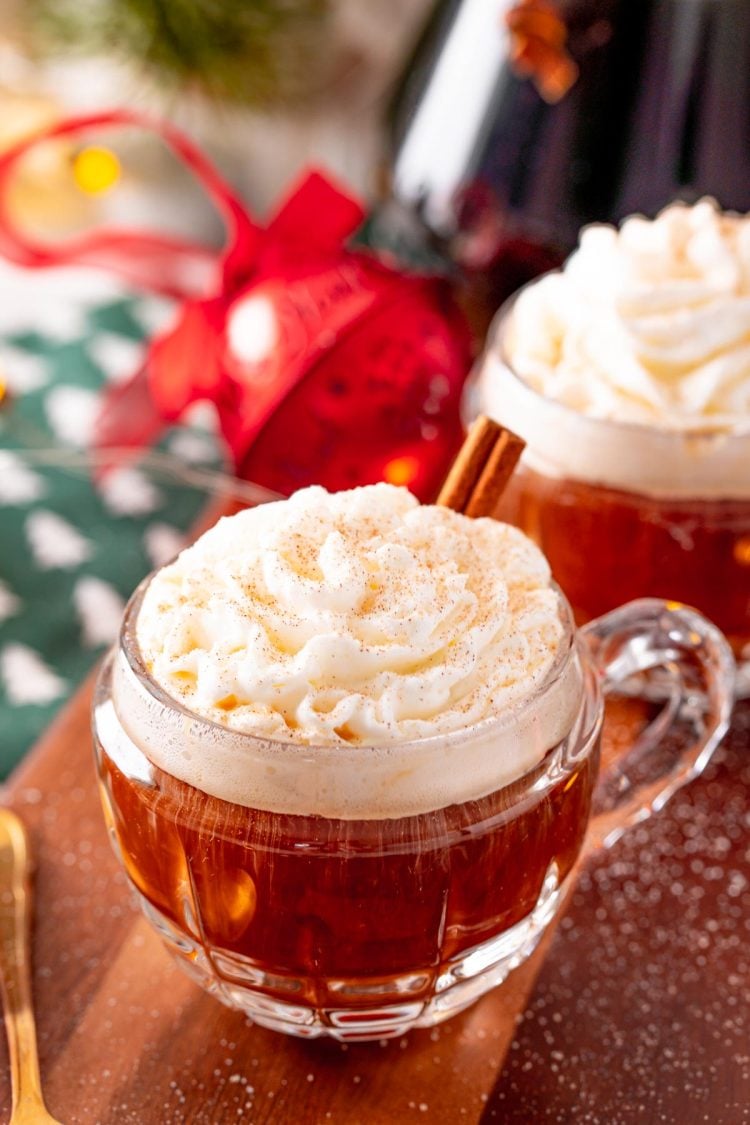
[
  {"xmin": 0, "ymin": 110, "xmax": 471, "ymax": 499},
  {"xmin": 0, "ymin": 109, "xmax": 260, "ymax": 296}
]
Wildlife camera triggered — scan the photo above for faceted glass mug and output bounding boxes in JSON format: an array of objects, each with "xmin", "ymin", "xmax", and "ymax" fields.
[
  {"xmin": 469, "ymin": 291, "xmax": 750, "ymax": 685},
  {"xmin": 93, "ymin": 571, "xmax": 734, "ymax": 1041}
]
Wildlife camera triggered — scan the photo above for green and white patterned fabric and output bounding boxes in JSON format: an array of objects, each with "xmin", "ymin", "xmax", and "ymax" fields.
[{"xmin": 0, "ymin": 260, "xmax": 224, "ymax": 777}]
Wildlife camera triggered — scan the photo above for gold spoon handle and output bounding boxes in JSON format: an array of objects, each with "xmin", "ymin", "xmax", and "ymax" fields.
[{"xmin": 0, "ymin": 810, "xmax": 58, "ymax": 1123}]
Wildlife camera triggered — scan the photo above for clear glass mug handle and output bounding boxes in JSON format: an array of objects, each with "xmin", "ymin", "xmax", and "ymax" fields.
[{"xmin": 580, "ymin": 598, "xmax": 736, "ymax": 850}]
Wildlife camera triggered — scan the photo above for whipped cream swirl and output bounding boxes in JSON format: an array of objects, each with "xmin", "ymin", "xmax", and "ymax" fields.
[
  {"xmin": 507, "ymin": 198, "xmax": 750, "ymax": 429},
  {"xmin": 136, "ymin": 484, "xmax": 565, "ymax": 746}
]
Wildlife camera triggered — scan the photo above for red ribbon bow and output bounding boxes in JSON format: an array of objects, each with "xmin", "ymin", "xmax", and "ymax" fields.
[{"xmin": 0, "ymin": 110, "xmax": 472, "ymax": 499}]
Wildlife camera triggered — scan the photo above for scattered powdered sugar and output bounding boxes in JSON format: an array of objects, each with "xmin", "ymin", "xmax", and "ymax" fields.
[{"xmin": 485, "ymin": 699, "xmax": 750, "ymax": 1122}]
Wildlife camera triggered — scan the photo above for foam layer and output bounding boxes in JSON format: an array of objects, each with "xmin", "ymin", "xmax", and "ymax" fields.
[
  {"xmin": 113, "ymin": 484, "xmax": 584, "ymax": 817},
  {"xmin": 109, "ymin": 627, "xmax": 585, "ymax": 819},
  {"xmin": 476, "ymin": 353, "xmax": 750, "ymax": 499}
]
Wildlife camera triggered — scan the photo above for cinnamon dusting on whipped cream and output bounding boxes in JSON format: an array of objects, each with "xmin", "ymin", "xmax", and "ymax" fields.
[{"xmin": 136, "ymin": 484, "xmax": 564, "ymax": 745}]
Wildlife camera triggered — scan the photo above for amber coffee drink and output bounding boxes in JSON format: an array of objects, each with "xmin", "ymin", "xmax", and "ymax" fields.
[
  {"xmin": 93, "ymin": 481, "xmax": 734, "ymax": 1039},
  {"xmin": 474, "ymin": 199, "xmax": 750, "ymax": 669}
]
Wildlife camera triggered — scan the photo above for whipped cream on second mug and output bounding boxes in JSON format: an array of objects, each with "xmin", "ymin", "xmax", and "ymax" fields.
[
  {"xmin": 507, "ymin": 198, "xmax": 750, "ymax": 429},
  {"xmin": 137, "ymin": 484, "xmax": 567, "ymax": 747}
]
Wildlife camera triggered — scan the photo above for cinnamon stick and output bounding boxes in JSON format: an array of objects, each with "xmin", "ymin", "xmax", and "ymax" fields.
[{"xmin": 437, "ymin": 415, "xmax": 525, "ymax": 519}]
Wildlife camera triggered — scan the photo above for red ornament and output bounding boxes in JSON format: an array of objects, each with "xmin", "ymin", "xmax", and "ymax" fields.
[{"xmin": 0, "ymin": 111, "xmax": 472, "ymax": 501}]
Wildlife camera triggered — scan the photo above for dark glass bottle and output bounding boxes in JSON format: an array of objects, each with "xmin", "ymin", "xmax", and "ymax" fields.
[{"xmin": 380, "ymin": 0, "xmax": 750, "ymax": 336}]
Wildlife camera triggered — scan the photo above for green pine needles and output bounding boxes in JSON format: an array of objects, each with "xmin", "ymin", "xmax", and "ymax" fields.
[{"xmin": 30, "ymin": 0, "xmax": 331, "ymax": 106}]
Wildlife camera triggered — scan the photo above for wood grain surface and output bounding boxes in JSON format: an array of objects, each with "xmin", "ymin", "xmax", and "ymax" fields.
[{"xmin": 0, "ymin": 682, "xmax": 747, "ymax": 1124}]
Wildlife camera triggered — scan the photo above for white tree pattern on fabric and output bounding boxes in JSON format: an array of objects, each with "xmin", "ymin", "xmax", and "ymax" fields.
[
  {"xmin": 0, "ymin": 347, "xmax": 49, "ymax": 393},
  {"xmin": 26, "ymin": 510, "xmax": 93, "ymax": 569},
  {"xmin": 73, "ymin": 577, "xmax": 126, "ymax": 648},
  {"xmin": 167, "ymin": 430, "xmax": 219, "ymax": 464},
  {"xmin": 143, "ymin": 522, "xmax": 185, "ymax": 568},
  {"xmin": 132, "ymin": 295, "xmax": 176, "ymax": 336},
  {"xmin": 0, "ymin": 451, "xmax": 46, "ymax": 506},
  {"xmin": 0, "ymin": 261, "xmax": 127, "ymax": 337},
  {"xmin": 99, "ymin": 467, "xmax": 163, "ymax": 516},
  {"xmin": 0, "ymin": 257, "xmax": 219, "ymax": 774},
  {"xmin": 183, "ymin": 401, "xmax": 219, "ymax": 433},
  {"xmin": 0, "ymin": 643, "xmax": 66, "ymax": 705},
  {"xmin": 0, "ymin": 581, "xmax": 20, "ymax": 624},
  {"xmin": 87, "ymin": 334, "xmax": 145, "ymax": 384},
  {"xmin": 45, "ymin": 385, "xmax": 100, "ymax": 447}
]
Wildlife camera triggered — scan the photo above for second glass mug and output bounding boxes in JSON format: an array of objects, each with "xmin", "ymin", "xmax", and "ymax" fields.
[
  {"xmin": 470, "ymin": 293, "xmax": 750, "ymax": 678},
  {"xmin": 93, "ymin": 572, "xmax": 734, "ymax": 1041}
]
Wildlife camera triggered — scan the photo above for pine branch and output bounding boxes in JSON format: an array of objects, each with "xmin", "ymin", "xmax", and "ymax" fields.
[{"xmin": 28, "ymin": 0, "xmax": 331, "ymax": 107}]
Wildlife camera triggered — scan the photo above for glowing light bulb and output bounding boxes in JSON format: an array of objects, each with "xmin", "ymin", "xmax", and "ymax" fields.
[
  {"xmin": 734, "ymin": 537, "xmax": 750, "ymax": 566},
  {"xmin": 383, "ymin": 455, "xmax": 421, "ymax": 487},
  {"xmin": 73, "ymin": 146, "xmax": 121, "ymax": 195}
]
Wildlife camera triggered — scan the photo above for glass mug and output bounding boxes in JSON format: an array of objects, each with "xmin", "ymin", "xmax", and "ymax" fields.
[
  {"xmin": 92, "ymin": 572, "xmax": 734, "ymax": 1041},
  {"xmin": 470, "ymin": 293, "xmax": 750, "ymax": 679}
]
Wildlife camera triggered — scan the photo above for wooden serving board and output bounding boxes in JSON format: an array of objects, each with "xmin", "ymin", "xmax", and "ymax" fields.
[{"xmin": 0, "ymin": 680, "xmax": 747, "ymax": 1124}]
